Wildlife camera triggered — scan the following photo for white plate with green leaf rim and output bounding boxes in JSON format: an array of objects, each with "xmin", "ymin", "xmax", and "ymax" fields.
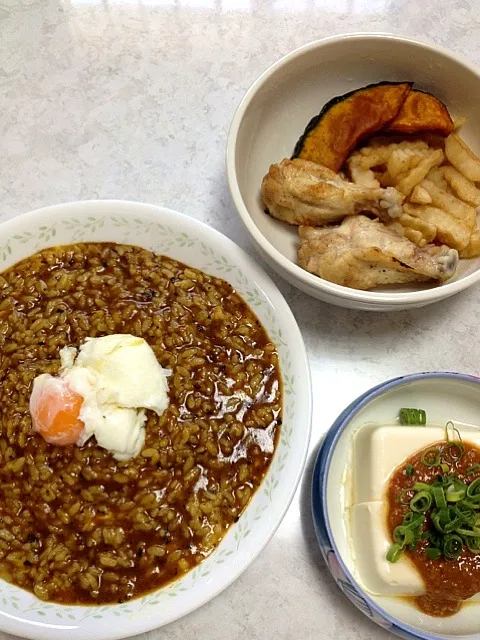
[{"xmin": 0, "ymin": 200, "xmax": 312, "ymax": 640}]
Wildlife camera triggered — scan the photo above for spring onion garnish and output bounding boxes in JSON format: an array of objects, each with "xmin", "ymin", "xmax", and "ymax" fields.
[
  {"xmin": 387, "ymin": 428, "xmax": 480, "ymax": 564},
  {"xmin": 467, "ymin": 477, "xmax": 480, "ymax": 497},
  {"xmin": 398, "ymin": 488, "xmax": 415, "ymax": 504},
  {"xmin": 402, "ymin": 511, "xmax": 421, "ymax": 524},
  {"xmin": 432, "ymin": 485, "xmax": 447, "ymax": 510},
  {"xmin": 445, "ymin": 479, "xmax": 466, "ymax": 503},
  {"xmin": 386, "ymin": 543, "xmax": 403, "ymax": 562},
  {"xmin": 466, "ymin": 464, "xmax": 480, "ymax": 475},
  {"xmin": 421, "ymin": 447, "xmax": 441, "ymax": 467},
  {"xmin": 410, "ymin": 491, "xmax": 432, "ymax": 513},
  {"xmin": 399, "ymin": 408, "xmax": 427, "ymax": 425},
  {"xmin": 393, "ymin": 525, "xmax": 415, "ymax": 546},
  {"xmin": 445, "ymin": 420, "xmax": 462, "ymax": 445},
  {"xmin": 466, "ymin": 537, "xmax": 480, "ymax": 554},
  {"xmin": 413, "ymin": 482, "xmax": 432, "ymax": 492},
  {"xmin": 443, "ymin": 441, "xmax": 465, "ymax": 462},
  {"xmin": 443, "ymin": 535, "xmax": 463, "ymax": 559},
  {"xmin": 425, "ymin": 547, "xmax": 442, "ymax": 561}
]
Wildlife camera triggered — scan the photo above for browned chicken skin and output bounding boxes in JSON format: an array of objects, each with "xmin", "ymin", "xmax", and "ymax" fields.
[
  {"xmin": 298, "ymin": 216, "xmax": 458, "ymax": 290},
  {"xmin": 262, "ymin": 158, "xmax": 404, "ymax": 226}
]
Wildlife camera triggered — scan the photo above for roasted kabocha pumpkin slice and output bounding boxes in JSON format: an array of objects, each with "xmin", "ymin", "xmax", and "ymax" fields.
[
  {"xmin": 292, "ymin": 81, "xmax": 412, "ymax": 172},
  {"xmin": 384, "ymin": 89, "xmax": 454, "ymax": 136}
]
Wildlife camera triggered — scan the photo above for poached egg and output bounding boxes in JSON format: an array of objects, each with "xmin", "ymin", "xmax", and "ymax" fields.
[{"xmin": 30, "ymin": 334, "xmax": 170, "ymax": 460}]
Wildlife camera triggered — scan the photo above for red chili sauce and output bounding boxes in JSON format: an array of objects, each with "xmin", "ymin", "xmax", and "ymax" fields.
[{"xmin": 387, "ymin": 440, "xmax": 480, "ymax": 617}]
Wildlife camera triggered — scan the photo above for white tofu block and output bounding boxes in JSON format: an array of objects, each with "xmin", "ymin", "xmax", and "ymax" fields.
[
  {"xmin": 350, "ymin": 502, "xmax": 423, "ymax": 596},
  {"xmin": 349, "ymin": 423, "xmax": 480, "ymax": 597},
  {"xmin": 353, "ymin": 424, "xmax": 480, "ymax": 503}
]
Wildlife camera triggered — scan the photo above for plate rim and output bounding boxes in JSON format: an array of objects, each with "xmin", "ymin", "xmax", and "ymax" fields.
[{"xmin": 0, "ymin": 199, "xmax": 313, "ymax": 640}]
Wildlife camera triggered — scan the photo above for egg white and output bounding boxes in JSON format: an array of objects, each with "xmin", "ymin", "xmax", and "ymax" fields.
[{"xmin": 57, "ymin": 334, "xmax": 170, "ymax": 460}]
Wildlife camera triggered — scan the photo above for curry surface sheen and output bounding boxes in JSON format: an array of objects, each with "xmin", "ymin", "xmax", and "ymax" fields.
[{"xmin": 0, "ymin": 243, "xmax": 282, "ymax": 605}]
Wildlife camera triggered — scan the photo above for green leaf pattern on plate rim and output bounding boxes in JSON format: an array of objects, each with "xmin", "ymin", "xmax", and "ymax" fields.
[{"xmin": 0, "ymin": 215, "xmax": 296, "ymax": 621}]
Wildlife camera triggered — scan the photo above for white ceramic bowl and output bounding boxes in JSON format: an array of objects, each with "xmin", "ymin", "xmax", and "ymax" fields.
[
  {"xmin": 227, "ymin": 34, "xmax": 480, "ymax": 311},
  {"xmin": 0, "ymin": 200, "xmax": 312, "ymax": 640},
  {"xmin": 312, "ymin": 372, "xmax": 480, "ymax": 639}
]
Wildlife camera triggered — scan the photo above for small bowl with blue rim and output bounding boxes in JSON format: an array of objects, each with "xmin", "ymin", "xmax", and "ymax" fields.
[{"xmin": 312, "ymin": 372, "xmax": 480, "ymax": 640}]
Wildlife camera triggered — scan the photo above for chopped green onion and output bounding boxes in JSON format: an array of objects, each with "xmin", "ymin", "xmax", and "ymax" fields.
[
  {"xmin": 426, "ymin": 530, "xmax": 443, "ymax": 549},
  {"xmin": 445, "ymin": 421, "xmax": 462, "ymax": 445},
  {"xmin": 402, "ymin": 512, "xmax": 424, "ymax": 528},
  {"xmin": 398, "ymin": 488, "xmax": 415, "ymax": 504},
  {"xmin": 399, "ymin": 408, "xmax": 427, "ymax": 425},
  {"xmin": 465, "ymin": 537, "xmax": 480, "ymax": 554},
  {"xmin": 431, "ymin": 507, "xmax": 458, "ymax": 533},
  {"xmin": 467, "ymin": 478, "xmax": 480, "ymax": 499},
  {"xmin": 410, "ymin": 491, "xmax": 432, "ymax": 513},
  {"xmin": 454, "ymin": 526, "xmax": 480, "ymax": 537},
  {"xmin": 460, "ymin": 498, "xmax": 480, "ymax": 510},
  {"xmin": 425, "ymin": 547, "xmax": 442, "ymax": 560},
  {"xmin": 393, "ymin": 525, "xmax": 415, "ymax": 546},
  {"xmin": 432, "ymin": 485, "xmax": 447, "ymax": 510},
  {"xmin": 413, "ymin": 482, "xmax": 432, "ymax": 492},
  {"xmin": 386, "ymin": 543, "xmax": 403, "ymax": 563},
  {"xmin": 443, "ymin": 442, "xmax": 465, "ymax": 462},
  {"xmin": 466, "ymin": 464, "xmax": 480, "ymax": 476},
  {"xmin": 456, "ymin": 504, "xmax": 476, "ymax": 525},
  {"xmin": 386, "ymin": 431, "xmax": 480, "ymax": 565},
  {"xmin": 445, "ymin": 481, "xmax": 466, "ymax": 503},
  {"xmin": 444, "ymin": 516, "xmax": 462, "ymax": 534},
  {"xmin": 421, "ymin": 448, "xmax": 441, "ymax": 467},
  {"xmin": 443, "ymin": 534, "xmax": 463, "ymax": 559}
]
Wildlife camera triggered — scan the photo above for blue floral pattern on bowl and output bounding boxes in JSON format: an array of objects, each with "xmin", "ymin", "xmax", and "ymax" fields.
[{"xmin": 0, "ymin": 200, "xmax": 313, "ymax": 640}]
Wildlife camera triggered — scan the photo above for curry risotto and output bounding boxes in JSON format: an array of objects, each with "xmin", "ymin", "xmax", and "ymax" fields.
[{"xmin": 0, "ymin": 243, "xmax": 282, "ymax": 605}]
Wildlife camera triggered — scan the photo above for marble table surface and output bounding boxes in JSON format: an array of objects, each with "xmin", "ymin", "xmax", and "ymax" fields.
[{"xmin": 2, "ymin": 0, "xmax": 480, "ymax": 638}]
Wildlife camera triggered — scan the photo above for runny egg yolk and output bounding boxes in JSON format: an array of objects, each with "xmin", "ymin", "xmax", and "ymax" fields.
[{"xmin": 30, "ymin": 377, "xmax": 85, "ymax": 446}]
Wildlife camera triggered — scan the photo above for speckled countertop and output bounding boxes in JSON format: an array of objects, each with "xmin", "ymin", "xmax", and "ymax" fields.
[{"xmin": 2, "ymin": 1, "xmax": 480, "ymax": 639}]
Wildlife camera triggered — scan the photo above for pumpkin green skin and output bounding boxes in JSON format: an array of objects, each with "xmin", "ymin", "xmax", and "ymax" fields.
[{"xmin": 292, "ymin": 80, "xmax": 414, "ymax": 161}]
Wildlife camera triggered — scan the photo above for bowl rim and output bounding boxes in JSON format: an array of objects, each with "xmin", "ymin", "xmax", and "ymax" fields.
[
  {"xmin": 311, "ymin": 371, "xmax": 480, "ymax": 640},
  {"xmin": 226, "ymin": 33, "xmax": 480, "ymax": 305},
  {"xmin": 0, "ymin": 199, "xmax": 313, "ymax": 640}
]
